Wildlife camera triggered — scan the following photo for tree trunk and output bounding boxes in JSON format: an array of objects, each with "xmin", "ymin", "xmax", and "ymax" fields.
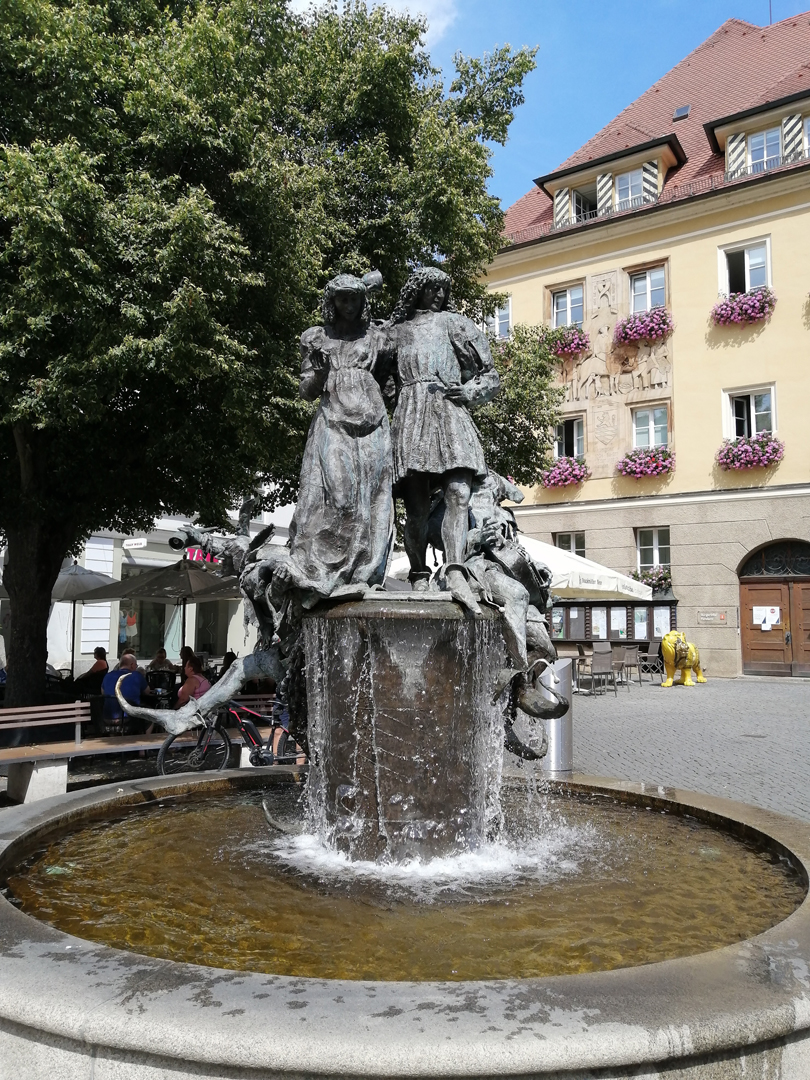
[{"xmin": 4, "ymin": 521, "xmax": 72, "ymax": 707}]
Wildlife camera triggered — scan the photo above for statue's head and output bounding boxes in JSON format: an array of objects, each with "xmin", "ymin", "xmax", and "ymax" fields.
[
  {"xmin": 392, "ymin": 267, "xmax": 453, "ymax": 323},
  {"xmin": 322, "ymin": 271, "xmax": 382, "ymax": 328}
]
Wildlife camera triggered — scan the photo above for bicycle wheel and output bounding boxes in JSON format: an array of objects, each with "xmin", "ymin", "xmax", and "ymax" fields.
[
  {"xmin": 157, "ymin": 727, "xmax": 232, "ymax": 775},
  {"xmin": 275, "ymin": 730, "xmax": 304, "ymax": 764}
]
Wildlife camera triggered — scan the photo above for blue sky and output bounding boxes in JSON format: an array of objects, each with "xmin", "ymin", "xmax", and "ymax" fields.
[{"xmin": 400, "ymin": 0, "xmax": 810, "ymax": 211}]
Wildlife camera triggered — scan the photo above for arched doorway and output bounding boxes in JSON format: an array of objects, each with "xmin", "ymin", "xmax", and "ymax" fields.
[{"xmin": 738, "ymin": 540, "xmax": 810, "ymax": 676}]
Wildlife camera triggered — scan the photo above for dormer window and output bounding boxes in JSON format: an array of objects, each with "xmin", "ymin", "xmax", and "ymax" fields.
[
  {"xmin": 748, "ymin": 128, "xmax": 781, "ymax": 173},
  {"xmin": 615, "ymin": 168, "xmax": 643, "ymax": 211}
]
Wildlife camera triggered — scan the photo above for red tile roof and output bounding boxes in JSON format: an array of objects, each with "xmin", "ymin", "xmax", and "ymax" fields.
[{"xmin": 504, "ymin": 13, "xmax": 810, "ymax": 245}]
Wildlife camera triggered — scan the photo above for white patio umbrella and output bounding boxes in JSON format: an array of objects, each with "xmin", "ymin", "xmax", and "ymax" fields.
[{"xmin": 387, "ymin": 537, "xmax": 652, "ymax": 602}]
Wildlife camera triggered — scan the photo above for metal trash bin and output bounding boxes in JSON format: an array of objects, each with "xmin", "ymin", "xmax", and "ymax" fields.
[{"xmin": 538, "ymin": 658, "xmax": 573, "ymax": 776}]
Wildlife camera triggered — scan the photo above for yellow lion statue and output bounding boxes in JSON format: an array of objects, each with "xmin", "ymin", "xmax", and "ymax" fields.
[{"xmin": 661, "ymin": 630, "xmax": 706, "ymax": 687}]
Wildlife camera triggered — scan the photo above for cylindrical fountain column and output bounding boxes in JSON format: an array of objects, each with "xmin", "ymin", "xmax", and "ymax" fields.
[{"xmin": 302, "ymin": 597, "xmax": 507, "ymax": 862}]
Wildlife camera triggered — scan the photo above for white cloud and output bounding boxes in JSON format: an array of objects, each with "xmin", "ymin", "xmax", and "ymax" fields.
[{"xmin": 288, "ymin": 0, "xmax": 458, "ymax": 45}]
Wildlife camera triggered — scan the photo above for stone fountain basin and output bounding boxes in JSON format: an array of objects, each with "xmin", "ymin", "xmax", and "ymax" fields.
[{"xmin": 1, "ymin": 770, "xmax": 810, "ymax": 1080}]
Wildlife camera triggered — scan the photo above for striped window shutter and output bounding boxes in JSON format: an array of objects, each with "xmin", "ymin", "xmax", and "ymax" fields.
[
  {"xmin": 642, "ymin": 160, "xmax": 658, "ymax": 202},
  {"xmin": 596, "ymin": 173, "xmax": 612, "ymax": 215},
  {"xmin": 553, "ymin": 188, "xmax": 570, "ymax": 228},
  {"xmin": 726, "ymin": 132, "xmax": 746, "ymax": 176},
  {"xmin": 782, "ymin": 114, "xmax": 803, "ymax": 162}
]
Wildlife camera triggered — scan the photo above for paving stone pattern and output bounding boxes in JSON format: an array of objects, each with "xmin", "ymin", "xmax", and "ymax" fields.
[{"xmin": 573, "ymin": 676, "xmax": 810, "ymax": 822}]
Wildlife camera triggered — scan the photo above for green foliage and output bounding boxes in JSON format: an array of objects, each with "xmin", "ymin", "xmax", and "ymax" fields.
[
  {"xmin": 0, "ymin": 0, "xmax": 537, "ymax": 699},
  {"xmin": 474, "ymin": 325, "xmax": 564, "ymax": 488}
]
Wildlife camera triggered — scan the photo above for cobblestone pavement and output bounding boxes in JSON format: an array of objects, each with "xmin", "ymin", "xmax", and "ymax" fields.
[{"xmin": 572, "ymin": 675, "xmax": 810, "ymax": 822}]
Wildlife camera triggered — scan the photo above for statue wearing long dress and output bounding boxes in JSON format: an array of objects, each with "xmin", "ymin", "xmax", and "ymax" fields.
[
  {"xmin": 390, "ymin": 267, "xmax": 500, "ymax": 612},
  {"xmin": 277, "ymin": 273, "xmax": 394, "ymax": 600}
]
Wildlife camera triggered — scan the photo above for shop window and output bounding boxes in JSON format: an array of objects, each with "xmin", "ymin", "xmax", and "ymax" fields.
[
  {"xmin": 195, "ymin": 600, "xmax": 230, "ymax": 657},
  {"xmin": 552, "ymin": 284, "xmax": 584, "ymax": 328},
  {"xmin": 554, "ymin": 417, "xmax": 585, "ymax": 459},
  {"xmin": 555, "ymin": 532, "xmax": 585, "ymax": 558},
  {"xmin": 633, "ymin": 406, "xmax": 668, "ymax": 448},
  {"xmin": 637, "ymin": 527, "xmax": 670, "ymax": 571},
  {"xmin": 630, "ymin": 267, "xmax": 666, "ymax": 313}
]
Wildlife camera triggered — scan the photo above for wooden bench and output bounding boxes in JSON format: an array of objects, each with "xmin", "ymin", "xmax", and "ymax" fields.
[{"xmin": 0, "ymin": 699, "xmax": 277, "ymax": 803}]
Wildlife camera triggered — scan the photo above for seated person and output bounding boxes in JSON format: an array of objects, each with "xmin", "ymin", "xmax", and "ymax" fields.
[
  {"xmin": 101, "ymin": 653, "xmax": 148, "ymax": 725},
  {"xmin": 173, "ymin": 645, "xmax": 195, "ymax": 673},
  {"xmin": 216, "ymin": 651, "xmax": 238, "ymax": 681},
  {"xmin": 147, "ymin": 648, "xmax": 174, "ymax": 672},
  {"xmin": 176, "ymin": 655, "xmax": 211, "ymax": 709},
  {"xmin": 112, "ymin": 647, "xmax": 146, "ymax": 674},
  {"xmin": 74, "ymin": 647, "xmax": 109, "ymax": 695}
]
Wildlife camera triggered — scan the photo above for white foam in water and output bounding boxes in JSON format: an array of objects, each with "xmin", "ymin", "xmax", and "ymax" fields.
[{"xmin": 258, "ymin": 814, "xmax": 603, "ymax": 903}]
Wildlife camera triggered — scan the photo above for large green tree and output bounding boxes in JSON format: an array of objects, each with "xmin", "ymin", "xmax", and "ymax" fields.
[{"xmin": 0, "ymin": 0, "xmax": 540, "ymax": 705}]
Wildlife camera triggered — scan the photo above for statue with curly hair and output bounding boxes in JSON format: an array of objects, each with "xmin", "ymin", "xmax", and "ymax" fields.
[{"xmin": 390, "ymin": 267, "xmax": 500, "ymax": 613}]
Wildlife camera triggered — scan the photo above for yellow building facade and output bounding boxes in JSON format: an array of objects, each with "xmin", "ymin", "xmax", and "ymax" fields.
[{"xmin": 488, "ymin": 16, "xmax": 810, "ymax": 677}]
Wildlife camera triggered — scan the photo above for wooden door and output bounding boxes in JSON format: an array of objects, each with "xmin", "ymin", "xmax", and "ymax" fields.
[
  {"xmin": 789, "ymin": 582, "xmax": 810, "ymax": 676},
  {"xmin": 740, "ymin": 582, "xmax": 792, "ymax": 675}
]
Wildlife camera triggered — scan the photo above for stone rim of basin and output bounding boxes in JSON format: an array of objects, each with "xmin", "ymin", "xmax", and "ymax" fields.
[{"xmin": 0, "ymin": 771, "xmax": 809, "ymax": 1078}]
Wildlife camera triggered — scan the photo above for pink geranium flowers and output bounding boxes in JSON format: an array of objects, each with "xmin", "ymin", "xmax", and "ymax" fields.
[
  {"xmin": 711, "ymin": 287, "xmax": 776, "ymax": 326},
  {"xmin": 716, "ymin": 432, "xmax": 784, "ymax": 470},
  {"xmin": 613, "ymin": 307, "xmax": 673, "ymax": 345},
  {"xmin": 552, "ymin": 325, "xmax": 590, "ymax": 357},
  {"xmin": 629, "ymin": 565, "xmax": 672, "ymax": 593},
  {"xmin": 540, "ymin": 456, "xmax": 590, "ymax": 488},
  {"xmin": 616, "ymin": 446, "xmax": 674, "ymax": 478}
]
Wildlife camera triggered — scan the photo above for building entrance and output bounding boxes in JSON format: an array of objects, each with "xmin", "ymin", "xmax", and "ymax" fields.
[{"xmin": 739, "ymin": 542, "xmax": 810, "ymax": 676}]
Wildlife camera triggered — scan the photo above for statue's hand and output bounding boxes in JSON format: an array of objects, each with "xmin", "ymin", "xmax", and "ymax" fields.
[{"xmin": 443, "ymin": 382, "xmax": 475, "ymax": 406}]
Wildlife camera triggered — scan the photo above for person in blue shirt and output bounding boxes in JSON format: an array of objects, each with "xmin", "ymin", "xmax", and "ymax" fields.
[{"xmin": 101, "ymin": 653, "xmax": 148, "ymax": 724}]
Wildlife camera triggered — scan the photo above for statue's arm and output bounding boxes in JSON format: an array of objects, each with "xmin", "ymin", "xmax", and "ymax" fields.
[
  {"xmin": 446, "ymin": 315, "xmax": 500, "ymax": 406},
  {"xmin": 299, "ymin": 326, "xmax": 328, "ymax": 401}
]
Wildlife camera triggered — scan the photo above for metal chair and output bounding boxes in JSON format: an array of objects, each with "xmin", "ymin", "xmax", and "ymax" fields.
[
  {"xmin": 623, "ymin": 645, "xmax": 642, "ymax": 686},
  {"xmin": 590, "ymin": 650, "xmax": 618, "ymax": 696},
  {"xmin": 611, "ymin": 646, "xmax": 630, "ymax": 692}
]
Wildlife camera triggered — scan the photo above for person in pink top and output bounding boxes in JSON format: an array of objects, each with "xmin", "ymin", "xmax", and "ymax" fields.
[{"xmin": 175, "ymin": 656, "xmax": 211, "ymax": 708}]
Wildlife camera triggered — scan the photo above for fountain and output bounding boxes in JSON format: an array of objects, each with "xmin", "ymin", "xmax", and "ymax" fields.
[{"xmin": 1, "ymin": 268, "xmax": 810, "ymax": 1077}]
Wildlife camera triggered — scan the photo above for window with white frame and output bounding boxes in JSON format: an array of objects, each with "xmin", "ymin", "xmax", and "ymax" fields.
[
  {"xmin": 630, "ymin": 267, "xmax": 666, "ymax": 313},
  {"xmin": 554, "ymin": 417, "xmax": 585, "ymax": 459},
  {"xmin": 552, "ymin": 284, "xmax": 584, "ymax": 328},
  {"xmin": 637, "ymin": 527, "xmax": 670, "ymax": 571},
  {"xmin": 633, "ymin": 406, "xmax": 668, "ymax": 448},
  {"xmin": 748, "ymin": 127, "xmax": 781, "ymax": 173},
  {"xmin": 720, "ymin": 238, "xmax": 770, "ymax": 295},
  {"xmin": 485, "ymin": 299, "xmax": 511, "ymax": 339},
  {"xmin": 615, "ymin": 168, "xmax": 643, "ymax": 211},
  {"xmin": 556, "ymin": 532, "xmax": 586, "ymax": 558},
  {"xmin": 724, "ymin": 387, "xmax": 775, "ymax": 439}
]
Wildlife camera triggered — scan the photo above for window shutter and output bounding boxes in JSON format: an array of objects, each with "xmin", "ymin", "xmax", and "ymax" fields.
[
  {"xmin": 782, "ymin": 113, "xmax": 803, "ymax": 161},
  {"xmin": 642, "ymin": 160, "xmax": 658, "ymax": 202},
  {"xmin": 553, "ymin": 188, "xmax": 570, "ymax": 228},
  {"xmin": 596, "ymin": 173, "xmax": 612, "ymax": 215},
  {"xmin": 726, "ymin": 133, "xmax": 746, "ymax": 176}
]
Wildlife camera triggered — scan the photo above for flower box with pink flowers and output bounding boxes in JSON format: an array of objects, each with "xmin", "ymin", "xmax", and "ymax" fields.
[
  {"xmin": 613, "ymin": 307, "xmax": 673, "ymax": 345},
  {"xmin": 711, "ymin": 287, "xmax": 777, "ymax": 327},
  {"xmin": 552, "ymin": 325, "xmax": 590, "ymax": 358},
  {"xmin": 716, "ymin": 431, "xmax": 784, "ymax": 471},
  {"xmin": 616, "ymin": 445, "xmax": 674, "ymax": 478},
  {"xmin": 540, "ymin": 456, "xmax": 590, "ymax": 489}
]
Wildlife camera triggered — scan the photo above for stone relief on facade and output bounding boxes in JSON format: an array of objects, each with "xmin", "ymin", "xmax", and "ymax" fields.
[{"xmin": 555, "ymin": 269, "xmax": 673, "ymax": 480}]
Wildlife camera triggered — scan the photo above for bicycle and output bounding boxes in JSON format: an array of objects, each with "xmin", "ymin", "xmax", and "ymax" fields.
[{"xmin": 156, "ymin": 700, "xmax": 305, "ymax": 776}]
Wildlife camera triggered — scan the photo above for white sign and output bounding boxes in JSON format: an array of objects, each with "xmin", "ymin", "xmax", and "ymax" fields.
[
  {"xmin": 610, "ymin": 608, "xmax": 627, "ymax": 638},
  {"xmin": 634, "ymin": 608, "xmax": 648, "ymax": 639},
  {"xmin": 653, "ymin": 606, "xmax": 671, "ymax": 638},
  {"xmin": 591, "ymin": 607, "xmax": 607, "ymax": 639},
  {"xmin": 122, "ymin": 537, "xmax": 147, "ymax": 550},
  {"xmin": 752, "ymin": 606, "xmax": 780, "ymax": 631}
]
